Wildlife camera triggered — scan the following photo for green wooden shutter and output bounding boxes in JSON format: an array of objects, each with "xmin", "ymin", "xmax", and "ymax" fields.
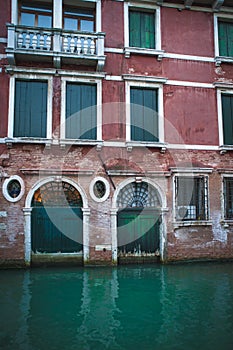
[
  {"xmin": 14, "ymin": 80, "xmax": 47, "ymax": 138},
  {"xmin": 222, "ymin": 94, "xmax": 233, "ymax": 145},
  {"xmin": 219, "ymin": 21, "xmax": 233, "ymax": 57},
  {"xmin": 130, "ymin": 87, "xmax": 158, "ymax": 142},
  {"xmin": 66, "ymin": 83, "xmax": 97, "ymax": 140},
  {"xmin": 129, "ymin": 10, "xmax": 155, "ymax": 49}
]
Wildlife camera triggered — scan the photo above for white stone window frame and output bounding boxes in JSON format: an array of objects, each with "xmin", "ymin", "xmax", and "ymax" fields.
[
  {"xmin": 7, "ymin": 73, "xmax": 53, "ymax": 144},
  {"xmin": 172, "ymin": 170, "xmax": 212, "ymax": 228},
  {"xmin": 221, "ymin": 174, "xmax": 233, "ymax": 224},
  {"xmin": 60, "ymin": 74, "xmax": 102, "ymax": 145},
  {"xmin": 214, "ymin": 13, "xmax": 233, "ymax": 66},
  {"xmin": 216, "ymin": 88, "xmax": 233, "ymax": 152},
  {"xmin": 124, "ymin": 1, "xmax": 163, "ymax": 59},
  {"xmin": 124, "ymin": 76, "xmax": 165, "ymax": 148},
  {"xmin": 89, "ymin": 176, "xmax": 110, "ymax": 202},
  {"xmin": 2, "ymin": 175, "xmax": 25, "ymax": 202}
]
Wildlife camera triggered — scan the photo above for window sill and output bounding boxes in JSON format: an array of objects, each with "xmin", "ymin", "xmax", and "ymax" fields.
[
  {"xmin": 124, "ymin": 47, "xmax": 164, "ymax": 60},
  {"xmin": 215, "ymin": 56, "xmax": 233, "ymax": 66},
  {"xmin": 126, "ymin": 141, "xmax": 167, "ymax": 152},
  {"xmin": 59, "ymin": 139, "xmax": 103, "ymax": 148},
  {"xmin": 173, "ymin": 220, "xmax": 212, "ymax": 229},
  {"xmin": 5, "ymin": 137, "xmax": 52, "ymax": 148},
  {"xmin": 220, "ymin": 220, "xmax": 233, "ymax": 227},
  {"xmin": 219, "ymin": 145, "xmax": 233, "ymax": 154}
]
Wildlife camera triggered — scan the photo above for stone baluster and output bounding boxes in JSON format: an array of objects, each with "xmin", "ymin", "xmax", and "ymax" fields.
[
  {"xmin": 83, "ymin": 37, "xmax": 88, "ymax": 54},
  {"xmin": 32, "ymin": 33, "xmax": 37, "ymax": 49},
  {"xmin": 25, "ymin": 33, "xmax": 30, "ymax": 49},
  {"xmin": 46, "ymin": 35, "xmax": 51, "ymax": 50},
  {"xmin": 18, "ymin": 32, "xmax": 23, "ymax": 48},
  {"xmin": 39, "ymin": 34, "xmax": 44, "ymax": 49},
  {"xmin": 63, "ymin": 35, "xmax": 68, "ymax": 52},
  {"xmin": 76, "ymin": 36, "xmax": 81, "ymax": 55},
  {"xmin": 70, "ymin": 36, "xmax": 75, "ymax": 53},
  {"xmin": 90, "ymin": 38, "xmax": 95, "ymax": 55}
]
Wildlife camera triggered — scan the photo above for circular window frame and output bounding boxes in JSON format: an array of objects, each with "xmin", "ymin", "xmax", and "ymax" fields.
[
  {"xmin": 2, "ymin": 175, "xmax": 25, "ymax": 203},
  {"xmin": 89, "ymin": 177, "xmax": 110, "ymax": 203}
]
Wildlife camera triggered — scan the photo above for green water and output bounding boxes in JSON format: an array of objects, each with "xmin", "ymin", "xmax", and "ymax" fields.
[{"xmin": 0, "ymin": 263, "xmax": 233, "ymax": 350}]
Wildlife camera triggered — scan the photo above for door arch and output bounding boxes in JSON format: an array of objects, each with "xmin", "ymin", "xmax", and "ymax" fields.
[
  {"xmin": 24, "ymin": 177, "xmax": 89, "ymax": 265},
  {"xmin": 112, "ymin": 179, "xmax": 163, "ymax": 264},
  {"xmin": 31, "ymin": 181, "xmax": 83, "ymax": 254}
]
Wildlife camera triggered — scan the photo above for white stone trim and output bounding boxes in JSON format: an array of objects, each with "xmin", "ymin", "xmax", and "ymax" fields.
[
  {"xmin": 124, "ymin": 1, "xmax": 162, "ymax": 56},
  {"xmin": 53, "ymin": 0, "xmax": 62, "ymax": 28},
  {"xmin": 2, "ymin": 175, "xmax": 25, "ymax": 202},
  {"xmin": 60, "ymin": 76, "xmax": 102, "ymax": 141},
  {"xmin": 166, "ymin": 80, "xmax": 213, "ymax": 89},
  {"xmin": 217, "ymin": 88, "xmax": 233, "ymax": 147},
  {"xmin": 89, "ymin": 176, "xmax": 110, "ymax": 202},
  {"xmin": 173, "ymin": 174, "xmax": 210, "ymax": 224},
  {"xmin": 214, "ymin": 13, "xmax": 233, "ymax": 65},
  {"xmin": 7, "ymin": 73, "xmax": 53, "ymax": 140},
  {"xmin": 24, "ymin": 176, "xmax": 89, "ymax": 265},
  {"xmin": 125, "ymin": 79, "xmax": 165, "ymax": 143}
]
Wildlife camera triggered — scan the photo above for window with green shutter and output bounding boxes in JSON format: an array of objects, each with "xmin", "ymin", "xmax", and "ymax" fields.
[
  {"xmin": 130, "ymin": 87, "xmax": 158, "ymax": 142},
  {"xmin": 129, "ymin": 10, "xmax": 155, "ymax": 49},
  {"xmin": 221, "ymin": 94, "xmax": 233, "ymax": 145},
  {"xmin": 66, "ymin": 83, "xmax": 97, "ymax": 140},
  {"xmin": 218, "ymin": 20, "xmax": 233, "ymax": 57},
  {"xmin": 14, "ymin": 80, "xmax": 47, "ymax": 138}
]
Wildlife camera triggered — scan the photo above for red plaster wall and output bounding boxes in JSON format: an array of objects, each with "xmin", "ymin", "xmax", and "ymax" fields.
[
  {"xmin": 102, "ymin": 80, "xmax": 125, "ymax": 140},
  {"xmin": 0, "ymin": 0, "xmax": 11, "ymax": 37},
  {"xmin": 102, "ymin": 0, "xmax": 124, "ymax": 48},
  {"xmin": 162, "ymin": 7, "xmax": 214, "ymax": 57},
  {"xmin": 0, "ymin": 67, "xmax": 9, "ymax": 137},
  {"xmin": 164, "ymin": 86, "xmax": 219, "ymax": 145}
]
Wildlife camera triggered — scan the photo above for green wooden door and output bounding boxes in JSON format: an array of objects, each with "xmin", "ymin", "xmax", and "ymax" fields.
[
  {"xmin": 117, "ymin": 209, "xmax": 160, "ymax": 254},
  {"xmin": 32, "ymin": 207, "xmax": 83, "ymax": 253}
]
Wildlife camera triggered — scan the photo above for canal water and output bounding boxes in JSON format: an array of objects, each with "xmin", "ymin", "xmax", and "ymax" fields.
[{"xmin": 0, "ymin": 263, "xmax": 233, "ymax": 350}]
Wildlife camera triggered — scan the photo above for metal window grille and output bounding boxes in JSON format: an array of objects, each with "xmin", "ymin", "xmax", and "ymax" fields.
[
  {"xmin": 117, "ymin": 182, "xmax": 161, "ymax": 208},
  {"xmin": 32, "ymin": 181, "xmax": 83, "ymax": 207},
  {"xmin": 224, "ymin": 177, "xmax": 233, "ymax": 219},
  {"xmin": 175, "ymin": 176, "xmax": 208, "ymax": 221}
]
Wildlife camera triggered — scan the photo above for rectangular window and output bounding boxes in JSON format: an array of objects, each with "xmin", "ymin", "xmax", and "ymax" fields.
[
  {"xmin": 66, "ymin": 83, "xmax": 97, "ymax": 140},
  {"xmin": 130, "ymin": 87, "xmax": 158, "ymax": 142},
  {"xmin": 64, "ymin": 7, "xmax": 95, "ymax": 32},
  {"xmin": 129, "ymin": 9, "xmax": 155, "ymax": 49},
  {"xmin": 224, "ymin": 177, "xmax": 233, "ymax": 219},
  {"xmin": 221, "ymin": 94, "xmax": 233, "ymax": 145},
  {"xmin": 14, "ymin": 80, "xmax": 47, "ymax": 138},
  {"xmin": 218, "ymin": 20, "xmax": 233, "ymax": 57},
  {"xmin": 20, "ymin": 2, "xmax": 52, "ymax": 28},
  {"xmin": 175, "ymin": 176, "xmax": 208, "ymax": 221}
]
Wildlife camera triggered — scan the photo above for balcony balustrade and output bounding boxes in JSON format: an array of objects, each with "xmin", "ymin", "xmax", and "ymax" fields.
[{"xmin": 6, "ymin": 24, "xmax": 106, "ymax": 71}]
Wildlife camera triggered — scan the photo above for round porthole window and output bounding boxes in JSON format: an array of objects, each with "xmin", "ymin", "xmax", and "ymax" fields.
[
  {"xmin": 2, "ymin": 176, "xmax": 25, "ymax": 202},
  {"xmin": 90, "ymin": 177, "xmax": 110, "ymax": 202}
]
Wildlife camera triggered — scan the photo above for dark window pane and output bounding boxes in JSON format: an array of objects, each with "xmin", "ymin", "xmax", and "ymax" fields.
[{"xmin": 224, "ymin": 178, "xmax": 233, "ymax": 219}]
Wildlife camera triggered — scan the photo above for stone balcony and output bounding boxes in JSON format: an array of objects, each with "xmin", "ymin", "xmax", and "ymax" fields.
[{"xmin": 6, "ymin": 24, "xmax": 106, "ymax": 71}]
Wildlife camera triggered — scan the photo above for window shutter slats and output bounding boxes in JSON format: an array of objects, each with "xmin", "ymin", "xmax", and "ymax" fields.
[
  {"xmin": 222, "ymin": 94, "xmax": 233, "ymax": 145},
  {"xmin": 66, "ymin": 83, "xmax": 97, "ymax": 140},
  {"xmin": 14, "ymin": 80, "xmax": 47, "ymax": 138}
]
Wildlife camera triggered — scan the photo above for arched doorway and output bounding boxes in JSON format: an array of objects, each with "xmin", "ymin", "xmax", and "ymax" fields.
[
  {"xmin": 116, "ymin": 181, "xmax": 162, "ymax": 264},
  {"xmin": 31, "ymin": 181, "xmax": 83, "ymax": 255}
]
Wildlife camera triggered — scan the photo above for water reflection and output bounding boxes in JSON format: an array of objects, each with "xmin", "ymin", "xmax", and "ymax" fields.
[{"xmin": 0, "ymin": 263, "xmax": 233, "ymax": 350}]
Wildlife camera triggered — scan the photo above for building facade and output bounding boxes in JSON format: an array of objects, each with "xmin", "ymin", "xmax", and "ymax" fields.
[{"xmin": 0, "ymin": 0, "xmax": 233, "ymax": 266}]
